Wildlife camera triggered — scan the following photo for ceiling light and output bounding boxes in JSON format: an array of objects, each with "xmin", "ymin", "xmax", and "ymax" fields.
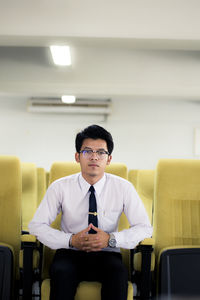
[
  {"xmin": 61, "ymin": 95, "xmax": 76, "ymax": 104},
  {"xmin": 50, "ymin": 46, "xmax": 71, "ymax": 66}
]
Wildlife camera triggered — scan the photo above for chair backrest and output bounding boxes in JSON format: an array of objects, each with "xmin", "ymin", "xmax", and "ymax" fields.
[
  {"xmin": 128, "ymin": 169, "xmax": 139, "ymax": 189},
  {"xmin": 136, "ymin": 170, "xmax": 154, "ymax": 224},
  {"xmin": 106, "ymin": 163, "xmax": 129, "ymax": 231},
  {"xmin": 0, "ymin": 156, "xmax": 22, "ymax": 276},
  {"xmin": 106, "ymin": 163, "xmax": 128, "ymax": 179},
  {"xmin": 129, "ymin": 169, "xmax": 154, "ymax": 223},
  {"xmin": 49, "ymin": 161, "xmax": 81, "ymax": 184},
  {"xmin": 37, "ymin": 167, "xmax": 47, "ymax": 207},
  {"xmin": 154, "ymin": 159, "xmax": 200, "ymax": 258},
  {"xmin": 22, "ymin": 162, "xmax": 37, "ymax": 232},
  {"xmin": 42, "ymin": 161, "xmax": 130, "ymax": 279}
]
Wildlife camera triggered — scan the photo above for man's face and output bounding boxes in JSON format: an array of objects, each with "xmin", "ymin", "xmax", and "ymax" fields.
[{"xmin": 75, "ymin": 138, "xmax": 112, "ymax": 184}]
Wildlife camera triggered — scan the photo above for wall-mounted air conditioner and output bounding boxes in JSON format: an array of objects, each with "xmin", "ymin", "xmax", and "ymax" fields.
[{"xmin": 27, "ymin": 98, "xmax": 111, "ymax": 115}]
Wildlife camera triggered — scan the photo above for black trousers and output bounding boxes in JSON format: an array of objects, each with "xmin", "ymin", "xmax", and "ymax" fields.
[{"xmin": 50, "ymin": 249, "xmax": 128, "ymax": 300}]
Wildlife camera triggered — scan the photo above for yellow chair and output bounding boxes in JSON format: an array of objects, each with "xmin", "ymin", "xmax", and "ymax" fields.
[
  {"xmin": 129, "ymin": 170, "xmax": 154, "ymax": 224},
  {"xmin": 0, "ymin": 156, "xmax": 37, "ymax": 299},
  {"xmin": 138, "ymin": 159, "xmax": 200, "ymax": 299},
  {"xmin": 22, "ymin": 162, "xmax": 38, "ymax": 232},
  {"xmin": 128, "ymin": 169, "xmax": 139, "ymax": 189},
  {"xmin": 128, "ymin": 170, "xmax": 154, "ymax": 298},
  {"xmin": 41, "ymin": 161, "xmax": 133, "ymax": 300},
  {"xmin": 106, "ymin": 162, "xmax": 128, "ymax": 179},
  {"xmin": 49, "ymin": 161, "xmax": 80, "ymax": 183},
  {"xmin": 37, "ymin": 167, "xmax": 47, "ymax": 207},
  {"xmin": 154, "ymin": 159, "xmax": 200, "ymax": 298},
  {"xmin": 0, "ymin": 156, "xmax": 22, "ymax": 299}
]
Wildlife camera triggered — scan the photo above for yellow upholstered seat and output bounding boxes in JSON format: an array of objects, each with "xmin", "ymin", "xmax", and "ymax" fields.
[
  {"xmin": 0, "ymin": 156, "xmax": 37, "ymax": 298},
  {"xmin": 154, "ymin": 159, "xmax": 200, "ymax": 297},
  {"xmin": 0, "ymin": 156, "xmax": 22, "ymax": 282},
  {"xmin": 139, "ymin": 159, "xmax": 200, "ymax": 298},
  {"xmin": 128, "ymin": 170, "xmax": 154, "ymax": 298},
  {"xmin": 22, "ymin": 162, "xmax": 38, "ymax": 232},
  {"xmin": 41, "ymin": 161, "xmax": 133, "ymax": 299},
  {"xmin": 41, "ymin": 279, "xmax": 133, "ymax": 300},
  {"xmin": 49, "ymin": 161, "xmax": 80, "ymax": 183},
  {"xmin": 128, "ymin": 169, "xmax": 138, "ymax": 189},
  {"xmin": 128, "ymin": 169, "xmax": 154, "ymax": 224},
  {"xmin": 106, "ymin": 162, "xmax": 128, "ymax": 179},
  {"xmin": 154, "ymin": 159, "xmax": 200, "ymax": 258}
]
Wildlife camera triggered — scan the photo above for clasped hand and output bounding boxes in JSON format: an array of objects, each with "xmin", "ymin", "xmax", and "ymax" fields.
[{"xmin": 71, "ymin": 224, "xmax": 109, "ymax": 252}]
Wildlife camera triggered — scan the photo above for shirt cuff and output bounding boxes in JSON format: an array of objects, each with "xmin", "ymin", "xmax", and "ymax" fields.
[
  {"xmin": 112, "ymin": 231, "xmax": 125, "ymax": 248},
  {"xmin": 68, "ymin": 233, "xmax": 74, "ymax": 248}
]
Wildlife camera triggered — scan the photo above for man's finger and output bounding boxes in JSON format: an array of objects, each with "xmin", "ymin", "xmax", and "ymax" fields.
[
  {"xmin": 90, "ymin": 223, "xmax": 100, "ymax": 232},
  {"xmin": 82, "ymin": 224, "xmax": 92, "ymax": 234}
]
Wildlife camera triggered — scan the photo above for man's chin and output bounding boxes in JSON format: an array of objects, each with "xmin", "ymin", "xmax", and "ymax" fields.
[{"xmin": 88, "ymin": 172, "xmax": 98, "ymax": 177}]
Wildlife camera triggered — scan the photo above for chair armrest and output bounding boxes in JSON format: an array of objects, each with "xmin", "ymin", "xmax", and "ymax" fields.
[
  {"xmin": 139, "ymin": 237, "xmax": 154, "ymax": 246},
  {"xmin": 133, "ymin": 238, "xmax": 154, "ymax": 299},
  {"xmin": 21, "ymin": 234, "xmax": 37, "ymax": 243},
  {"xmin": 134, "ymin": 237, "xmax": 154, "ymax": 272}
]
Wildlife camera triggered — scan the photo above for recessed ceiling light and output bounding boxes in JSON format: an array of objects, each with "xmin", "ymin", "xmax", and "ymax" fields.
[
  {"xmin": 61, "ymin": 95, "xmax": 76, "ymax": 104},
  {"xmin": 50, "ymin": 45, "xmax": 71, "ymax": 66}
]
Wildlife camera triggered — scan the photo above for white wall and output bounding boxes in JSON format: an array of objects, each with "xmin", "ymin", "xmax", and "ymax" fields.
[{"xmin": 1, "ymin": 96, "xmax": 200, "ymax": 171}]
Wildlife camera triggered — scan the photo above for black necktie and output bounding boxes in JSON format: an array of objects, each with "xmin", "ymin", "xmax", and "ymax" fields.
[{"xmin": 88, "ymin": 186, "xmax": 98, "ymax": 234}]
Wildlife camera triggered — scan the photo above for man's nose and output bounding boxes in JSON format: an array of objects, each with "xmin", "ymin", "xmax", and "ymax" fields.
[{"xmin": 90, "ymin": 151, "xmax": 99, "ymax": 159}]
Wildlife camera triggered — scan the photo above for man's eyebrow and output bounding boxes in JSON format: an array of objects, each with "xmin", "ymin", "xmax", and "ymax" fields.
[
  {"xmin": 82, "ymin": 147, "xmax": 92, "ymax": 150},
  {"xmin": 83, "ymin": 147, "xmax": 107, "ymax": 151},
  {"xmin": 98, "ymin": 148, "xmax": 108, "ymax": 151}
]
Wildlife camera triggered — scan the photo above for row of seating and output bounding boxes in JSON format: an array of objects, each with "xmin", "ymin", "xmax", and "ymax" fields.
[
  {"xmin": 2, "ymin": 156, "xmax": 199, "ymax": 299},
  {"xmin": 0, "ymin": 158, "xmax": 137, "ymax": 299},
  {"xmin": 43, "ymin": 160, "xmax": 200, "ymax": 300}
]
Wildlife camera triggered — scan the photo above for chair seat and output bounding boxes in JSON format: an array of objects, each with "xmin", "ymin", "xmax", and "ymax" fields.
[
  {"xmin": 41, "ymin": 279, "xmax": 133, "ymax": 300},
  {"xmin": 159, "ymin": 247, "xmax": 200, "ymax": 298}
]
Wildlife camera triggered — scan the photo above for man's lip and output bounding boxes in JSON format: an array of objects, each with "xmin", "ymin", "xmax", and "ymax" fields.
[{"xmin": 88, "ymin": 164, "xmax": 99, "ymax": 167}]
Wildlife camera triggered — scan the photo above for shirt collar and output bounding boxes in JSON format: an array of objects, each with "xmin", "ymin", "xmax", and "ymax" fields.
[{"xmin": 78, "ymin": 173, "xmax": 106, "ymax": 197}]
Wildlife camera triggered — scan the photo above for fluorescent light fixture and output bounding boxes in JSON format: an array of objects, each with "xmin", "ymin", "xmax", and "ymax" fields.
[
  {"xmin": 50, "ymin": 45, "xmax": 71, "ymax": 66},
  {"xmin": 61, "ymin": 95, "xmax": 76, "ymax": 104}
]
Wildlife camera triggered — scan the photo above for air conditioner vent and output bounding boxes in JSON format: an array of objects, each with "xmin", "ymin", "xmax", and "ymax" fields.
[{"xmin": 27, "ymin": 97, "xmax": 112, "ymax": 115}]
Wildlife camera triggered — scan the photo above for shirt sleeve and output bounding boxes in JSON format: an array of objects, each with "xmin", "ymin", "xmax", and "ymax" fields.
[
  {"xmin": 113, "ymin": 182, "xmax": 153, "ymax": 249},
  {"xmin": 28, "ymin": 182, "xmax": 71, "ymax": 250}
]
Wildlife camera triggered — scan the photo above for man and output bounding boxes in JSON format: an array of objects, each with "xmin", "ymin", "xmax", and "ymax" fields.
[{"xmin": 29, "ymin": 124, "xmax": 152, "ymax": 300}]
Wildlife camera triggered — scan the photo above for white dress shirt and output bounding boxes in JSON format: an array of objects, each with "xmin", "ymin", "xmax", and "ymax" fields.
[{"xmin": 29, "ymin": 172, "xmax": 152, "ymax": 252}]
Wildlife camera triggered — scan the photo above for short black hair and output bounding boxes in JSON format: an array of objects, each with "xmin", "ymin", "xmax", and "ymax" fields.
[{"xmin": 75, "ymin": 124, "xmax": 114, "ymax": 155}]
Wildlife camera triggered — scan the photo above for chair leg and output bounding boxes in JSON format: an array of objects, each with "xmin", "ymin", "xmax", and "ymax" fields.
[{"xmin": 22, "ymin": 243, "xmax": 34, "ymax": 299}]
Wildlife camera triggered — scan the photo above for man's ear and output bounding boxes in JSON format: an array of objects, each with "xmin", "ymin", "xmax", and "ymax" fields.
[
  {"xmin": 75, "ymin": 152, "xmax": 80, "ymax": 163},
  {"xmin": 106, "ymin": 155, "xmax": 112, "ymax": 165}
]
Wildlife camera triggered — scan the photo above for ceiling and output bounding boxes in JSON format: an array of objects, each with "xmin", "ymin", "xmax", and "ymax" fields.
[{"xmin": 1, "ymin": 0, "xmax": 200, "ymax": 101}]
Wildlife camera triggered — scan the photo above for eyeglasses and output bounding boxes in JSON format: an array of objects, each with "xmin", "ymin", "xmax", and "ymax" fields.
[{"xmin": 79, "ymin": 149, "xmax": 109, "ymax": 160}]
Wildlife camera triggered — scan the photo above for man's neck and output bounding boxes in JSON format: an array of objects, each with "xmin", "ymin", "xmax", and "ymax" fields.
[{"xmin": 81, "ymin": 173, "xmax": 104, "ymax": 186}]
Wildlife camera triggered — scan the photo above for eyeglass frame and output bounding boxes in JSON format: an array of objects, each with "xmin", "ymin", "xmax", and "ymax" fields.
[{"xmin": 79, "ymin": 149, "xmax": 110, "ymax": 160}]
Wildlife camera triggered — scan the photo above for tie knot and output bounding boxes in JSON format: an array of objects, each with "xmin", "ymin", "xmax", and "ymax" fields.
[{"xmin": 89, "ymin": 186, "xmax": 95, "ymax": 193}]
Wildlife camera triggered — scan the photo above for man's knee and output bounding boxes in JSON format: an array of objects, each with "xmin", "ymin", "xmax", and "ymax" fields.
[
  {"xmin": 103, "ymin": 255, "xmax": 128, "ymax": 281},
  {"xmin": 51, "ymin": 261, "xmax": 77, "ymax": 279},
  {"xmin": 50, "ymin": 253, "xmax": 78, "ymax": 280}
]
